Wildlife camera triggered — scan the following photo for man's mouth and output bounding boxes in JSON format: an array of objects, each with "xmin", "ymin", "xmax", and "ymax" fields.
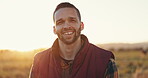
[{"xmin": 64, "ymin": 31, "xmax": 74, "ymax": 35}]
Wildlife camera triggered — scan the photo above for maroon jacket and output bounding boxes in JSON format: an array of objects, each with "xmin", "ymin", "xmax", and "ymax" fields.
[{"xmin": 30, "ymin": 35, "xmax": 114, "ymax": 78}]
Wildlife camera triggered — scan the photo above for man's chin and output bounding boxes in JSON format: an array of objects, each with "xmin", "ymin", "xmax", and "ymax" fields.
[
  {"xmin": 62, "ymin": 38, "xmax": 75, "ymax": 45},
  {"xmin": 58, "ymin": 32, "xmax": 81, "ymax": 45}
]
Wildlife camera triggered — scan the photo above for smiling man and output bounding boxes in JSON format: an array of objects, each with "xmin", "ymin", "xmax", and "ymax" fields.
[{"xmin": 29, "ymin": 2, "xmax": 118, "ymax": 78}]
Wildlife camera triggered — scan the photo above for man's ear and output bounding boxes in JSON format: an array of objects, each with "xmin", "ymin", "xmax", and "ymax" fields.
[
  {"xmin": 53, "ymin": 26, "xmax": 57, "ymax": 34},
  {"xmin": 80, "ymin": 22, "xmax": 84, "ymax": 31}
]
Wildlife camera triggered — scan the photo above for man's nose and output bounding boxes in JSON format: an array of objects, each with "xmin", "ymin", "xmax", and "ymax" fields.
[{"xmin": 63, "ymin": 21, "xmax": 71, "ymax": 28}]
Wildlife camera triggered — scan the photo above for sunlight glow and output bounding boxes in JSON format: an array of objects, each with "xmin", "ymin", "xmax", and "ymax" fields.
[{"xmin": 0, "ymin": 0, "xmax": 148, "ymax": 51}]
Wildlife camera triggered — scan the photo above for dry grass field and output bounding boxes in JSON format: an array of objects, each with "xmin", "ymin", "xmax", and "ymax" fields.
[{"xmin": 0, "ymin": 49, "xmax": 148, "ymax": 78}]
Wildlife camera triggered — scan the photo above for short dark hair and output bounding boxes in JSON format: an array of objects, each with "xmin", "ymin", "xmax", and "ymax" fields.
[{"xmin": 53, "ymin": 2, "xmax": 81, "ymax": 22}]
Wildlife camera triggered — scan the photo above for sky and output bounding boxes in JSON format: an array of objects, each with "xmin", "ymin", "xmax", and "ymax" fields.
[{"xmin": 0, "ymin": 0, "xmax": 148, "ymax": 51}]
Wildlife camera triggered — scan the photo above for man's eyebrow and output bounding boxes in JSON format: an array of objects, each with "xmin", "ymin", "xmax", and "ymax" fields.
[
  {"xmin": 56, "ymin": 18, "xmax": 63, "ymax": 22},
  {"xmin": 69, "ymin": 17, "xmax": 77, "ymax": 20}
]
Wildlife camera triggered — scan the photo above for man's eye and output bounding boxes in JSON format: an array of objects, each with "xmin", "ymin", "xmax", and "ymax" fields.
[
  {"xmin": 56, "ymin": 21, "xmax": 63, "ymax": 25},
  {"xmin": 71, "ymin": 19, "xmax": 76, "ymax": 23}
]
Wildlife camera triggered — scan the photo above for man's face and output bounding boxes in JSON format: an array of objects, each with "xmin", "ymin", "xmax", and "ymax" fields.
[{"xmin": 54, "ymin": 8, "xmax": 83, "ymax": 45}]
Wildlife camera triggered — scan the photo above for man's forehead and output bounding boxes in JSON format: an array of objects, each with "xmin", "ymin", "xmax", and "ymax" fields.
[{"xmin": 54, "ymin": 8, "xmax": 78, "ymax": 20}]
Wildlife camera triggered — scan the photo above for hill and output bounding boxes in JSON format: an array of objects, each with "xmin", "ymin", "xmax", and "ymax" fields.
[{"xmin": 97, "ymin": 42, "xmax": 148, "ymax": 51}]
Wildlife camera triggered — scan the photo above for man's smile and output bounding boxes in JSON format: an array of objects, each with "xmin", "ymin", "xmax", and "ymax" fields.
[{"xmin": 64, "ymin": 31, "xmax": 74, "ymax": 35}]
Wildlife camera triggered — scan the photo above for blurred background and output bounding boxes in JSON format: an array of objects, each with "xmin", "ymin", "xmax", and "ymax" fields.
[{"xmin": 0, "ymin": 0, "xmax": 148, "ymax": 78}]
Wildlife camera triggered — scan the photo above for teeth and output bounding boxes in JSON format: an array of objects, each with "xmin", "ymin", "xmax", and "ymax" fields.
[{"xmin": 64, "ymin": 32, "xmax": 73, "ymax": 35}]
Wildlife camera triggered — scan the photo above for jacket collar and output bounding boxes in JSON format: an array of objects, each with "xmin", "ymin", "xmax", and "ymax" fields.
[
  {"xmin": 51, "ymin": 34, "xmax": 91, "ymax": 76},
  {"xmin": 51, "ymin": 34, "xmax": 90, "ymax": 56}
]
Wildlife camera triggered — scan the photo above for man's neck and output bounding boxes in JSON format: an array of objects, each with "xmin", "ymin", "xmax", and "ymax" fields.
[{"xmin": 59, "ymin": 37, "xmax": 82, "ymax": 60}]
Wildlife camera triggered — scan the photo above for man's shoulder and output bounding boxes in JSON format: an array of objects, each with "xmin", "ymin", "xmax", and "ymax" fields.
[
  {"xmin": 90, "ymin": 43, "xmax": 111, "ymax": 53},
  {"xmin": 32, "ymin": 48, "xmax": 53, "ymax": 68},
  {"xmin": 34, "ymin": 48, "xmax": 52, "ymax": 59},
  {"xmin": 90, "ymin": 43, "xmax": 115, "ymax": 59}
]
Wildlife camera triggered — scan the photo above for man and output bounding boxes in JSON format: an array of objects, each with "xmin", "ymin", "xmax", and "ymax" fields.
[{"xmin": 30, "ymin": 2, "xmax": 118, "ymax": 78}]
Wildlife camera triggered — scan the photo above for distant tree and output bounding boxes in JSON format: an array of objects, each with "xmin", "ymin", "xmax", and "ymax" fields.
[{"xmin": 142, "ymin": 48, "xmax": 148, "ymax": 55}]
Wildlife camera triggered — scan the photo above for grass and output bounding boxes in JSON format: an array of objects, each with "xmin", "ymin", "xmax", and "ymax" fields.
[
  {"xmin": 0, "ymin": 49, "xmax": 148, "ymax": 78},
  {"xmin": 114, "ymin": 51, "xmax": 148, "ymax": 78}
]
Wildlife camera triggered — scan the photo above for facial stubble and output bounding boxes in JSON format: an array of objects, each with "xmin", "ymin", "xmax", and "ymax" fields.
[{"xmin": 57, "ymin": 26, "xmax": 81, "ymax": 45}]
